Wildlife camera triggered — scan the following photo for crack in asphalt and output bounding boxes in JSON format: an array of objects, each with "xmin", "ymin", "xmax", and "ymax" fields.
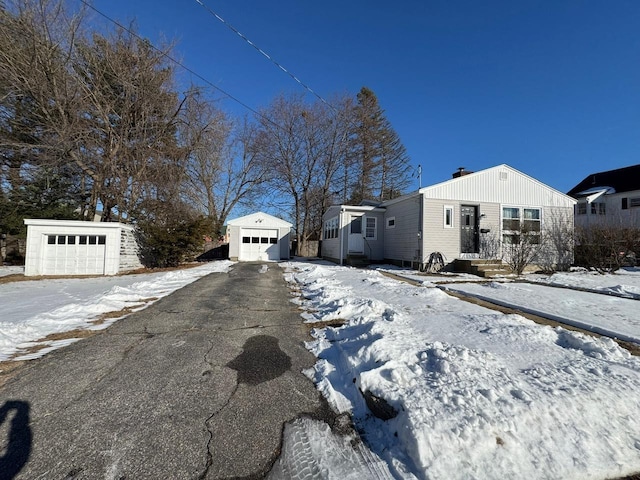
[{"xmin": 198, "ymin": 339, "xmax": 239, "ymax": 480}]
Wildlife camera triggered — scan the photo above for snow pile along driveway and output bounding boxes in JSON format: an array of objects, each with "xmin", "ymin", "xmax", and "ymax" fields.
[
  {"xmin": 0, "ymin": 261, "xmax": 235, "ymax": 361},
  {"xmin": 284, "ymin": 261, "xmax": 640, "ymax": 480}
]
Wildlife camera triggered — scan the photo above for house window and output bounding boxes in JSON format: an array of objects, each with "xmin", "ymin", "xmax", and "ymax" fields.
[
  {"xmin": 631, "ymin": 197, "xmax": 640, "ymax": 208},
  {"xmin": 269, "ymin": 238, "xmax": 277, "ymax": 244},
  {"xmin": 68, "ymin": 236, "xmax": 76, "ymax": 245},
  {"xmin": 365, "ymin": 217, "xmax": 377, "ymax": 240},
  {"xmin": 577, "ymin": 203, "xmax": 587, "ymax": 215},
  {"xmin": 622, "ymin": 198, "xmax": 628, "ymax": 210},
  {"xmin": 386, "ymin": 217, "xmax": 396, "ymax": 229},
  {"xmin": 57, "ymin": 235, "xmax": 66, "ymax": 245},
  {"xmin": 591, "ymin": 203, "xmax": 597, "ymax": 215},
  {"xmin": 523, "ymin": 208, "xmax": 541, "ymax": 232},
  {"xmin": 98, "ymin": 235, "xmax": 106, "ymax": 245},
  {"xmin": 502, "ymin": 207, "xmax": 520, "ymax": 231},
  {"xmin": 324, "ymin": 217, "xmax": 339, "ymax": 240},
  {"xmin": 502, "ymin": 206, "xmax": 541, "ymax": 244},
  {"xmin": 351, "ymin": 217, "xmax": 362, "ymax": 235},
  {"xmin": 444, "ymin": 206, "xmax": 454, "ymax": 228},
  {"xmin": 242, "ymin": 237, "xmax": 250, "ymax": 244},
  {"xmin": 598, "ymin": 203, "xmax": 606, "ymax": 215}
]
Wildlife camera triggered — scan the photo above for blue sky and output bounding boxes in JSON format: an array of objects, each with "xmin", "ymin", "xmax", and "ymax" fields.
[{"xmin": 89, "ymin": 0, "xmax": 640, "ymax": 194}]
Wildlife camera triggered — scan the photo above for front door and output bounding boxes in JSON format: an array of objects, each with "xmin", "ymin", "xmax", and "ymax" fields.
[
  {"xmin": 460, "ymin": 205, "xmax": 479, "ymax": 254},
  {"xmin": 348, "ymin": 215, "xmax": 364, "ymax": 253}
]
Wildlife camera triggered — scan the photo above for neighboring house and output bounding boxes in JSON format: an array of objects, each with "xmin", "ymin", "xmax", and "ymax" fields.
[
  {"xmin": 567, "ymin": 164, "xmax": 640, "ymax": 229},
  {"xmin": 227, "ymin": 212, "xmax": 292, "ymax": 262},
  {"xmin": 322, "ymin": 164, "xmax": 576, "ymax": 270},
  {"xmin": 23, "ymin": 219, "xmax": 142, "ymax": 276}
]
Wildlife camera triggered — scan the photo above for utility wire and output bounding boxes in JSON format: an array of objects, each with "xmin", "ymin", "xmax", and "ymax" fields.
[
  {"xmin": 194, "ymin": 0, "xmax": 334, "ymax": 110},
  {"xmin": 78, "ymin": 0, "xmax": 283, "ymax": 132}
]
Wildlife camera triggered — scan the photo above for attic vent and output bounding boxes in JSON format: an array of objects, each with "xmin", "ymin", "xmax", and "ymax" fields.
[{"xmin": 499, "ymin": 171, "xmax": 508, "ymax": 181}]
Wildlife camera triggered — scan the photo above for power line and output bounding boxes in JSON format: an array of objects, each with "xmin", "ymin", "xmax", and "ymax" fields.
[
  {"xmin": 78, "ymin": 0, "xmax": 283, "ymax": 131},
  {"xmin": 193, "ymin": 0, "xmax": 334, "ymax": 110}
]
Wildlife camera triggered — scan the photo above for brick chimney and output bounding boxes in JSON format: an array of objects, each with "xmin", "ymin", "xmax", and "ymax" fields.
[{"xmin": 452, "ymin": 167, "xmax": 472, "ymax": 178}]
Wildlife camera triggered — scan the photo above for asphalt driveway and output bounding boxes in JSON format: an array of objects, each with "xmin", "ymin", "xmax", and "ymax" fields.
[{"xmin": 0, "ymin": 262, "xmax": 335, "ymax": 479}]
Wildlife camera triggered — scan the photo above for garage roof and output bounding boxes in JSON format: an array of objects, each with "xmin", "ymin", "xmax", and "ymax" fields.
[{"xmin": 227, "ymin": 212, "xmax": 292, "ymax": 228}]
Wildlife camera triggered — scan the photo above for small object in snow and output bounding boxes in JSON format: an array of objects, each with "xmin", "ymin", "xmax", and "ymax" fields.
[{"xmin": 361, "ymin": 389, "xmax": 398, "ymax": 420}]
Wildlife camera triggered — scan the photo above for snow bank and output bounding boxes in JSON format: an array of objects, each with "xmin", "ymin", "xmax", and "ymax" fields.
[
  {"xmin": 0, "ymin": 261, "xmax": 234, "ymax": 361},
  {"xmin": 284, "ymin": 261, "xmax": 640, "ymax": 479},
  {"xmin": 530, "ymin": 267, "xmax": 640, "ymax": 300},
  {"xmin": 444, "ymin": 281, "xmax": 640, "ymax": 344}
]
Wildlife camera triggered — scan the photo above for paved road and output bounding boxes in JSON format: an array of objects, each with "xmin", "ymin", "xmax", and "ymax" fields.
[{"xmin": 0, "ymin": 262, "xmax": 336, "ymax": 479}]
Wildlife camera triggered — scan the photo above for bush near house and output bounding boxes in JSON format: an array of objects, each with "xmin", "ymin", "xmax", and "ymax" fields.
[{"xmin": 575, "ymin": 225, "xmax": 640, "ymax": 273}]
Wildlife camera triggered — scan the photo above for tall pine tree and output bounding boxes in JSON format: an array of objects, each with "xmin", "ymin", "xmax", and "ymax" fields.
[{"xmin": 349, "ymin": 87, "xmax": 411, "ymax": 203}]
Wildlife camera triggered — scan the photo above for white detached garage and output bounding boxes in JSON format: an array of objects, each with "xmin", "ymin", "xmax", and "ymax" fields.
[
  {"xmin": 227, "ymin": 212, "xmax": 292, "ymax": 262},
  {"xmin": 24, "ymin": 219, "xmax": 142, "ymax": 276}
]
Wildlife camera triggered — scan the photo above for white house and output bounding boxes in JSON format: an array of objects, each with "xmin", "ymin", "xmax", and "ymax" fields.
[
  {"xmin": 321, "ymin": 164, "xmax": 576, "ymax": 270},
  {"xmin": 567, "ymin": 164, "xmax": 640, "ymax": 229},
  {"xmin": 227, "ymin": 212, "xmax": 292, "ymax": 262},
  {"xmin": 24, "ymin": 219, "xmax": 142, "ymax": 276}
]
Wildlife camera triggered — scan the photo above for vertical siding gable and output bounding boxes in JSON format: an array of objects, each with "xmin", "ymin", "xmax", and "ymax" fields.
[{"xmin": 420, "ymin": 165, "xmax": 575, "ymax": 208}]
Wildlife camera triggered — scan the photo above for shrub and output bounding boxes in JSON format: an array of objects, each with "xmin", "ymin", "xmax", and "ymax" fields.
[{"xmin": 136, "ymin": 216, "xmax": 211, "ymax": 268}]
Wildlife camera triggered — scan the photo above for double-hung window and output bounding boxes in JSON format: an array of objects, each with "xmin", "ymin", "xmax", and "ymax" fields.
[
  {"xmin": 502, "ymin": 206, "xmax": 541, "ymax": 245},
  {"xmin": 364, "ymin": 217, "xmax": 377, "ymax": 240}
]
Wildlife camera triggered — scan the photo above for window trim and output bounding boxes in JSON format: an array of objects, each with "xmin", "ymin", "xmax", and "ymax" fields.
[
  {"xmin": 501, "ymin": 205, "xmax": 542, "ymax": 244},
  {"xmin": 386, "ymin": 216, "xmax": 396, "ymax": 229},
  {"xmin": 364, "ymin": 216, "xmax": 377, "ymax": 240},
  {"xmin": 324, "ymin": 216, "xmax": 339, "ymax": 240},
  {"xmin": 444, "ymin": 205, "xmax": 454, "ymax": 228}
]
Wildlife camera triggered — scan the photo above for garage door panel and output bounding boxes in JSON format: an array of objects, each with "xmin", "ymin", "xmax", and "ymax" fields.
[
  {"xmin": 239, "ymin": 229, "xmax": 279, "ymax": 261},
  {"xmin": 43, "ymin": 234, "xmax": 106, "ymax": 275}
]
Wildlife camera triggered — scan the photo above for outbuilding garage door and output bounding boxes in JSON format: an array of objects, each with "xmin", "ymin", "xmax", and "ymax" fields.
[
  {"xmin": 239, "ymin": 229, "xmax": 279, "ymax": 261},
  {"xmin": 42, "ymin": 234, "xmax": 107, "ymax": 275}
]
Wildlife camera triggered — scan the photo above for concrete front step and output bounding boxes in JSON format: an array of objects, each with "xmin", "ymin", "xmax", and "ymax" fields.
[
  {"xmin": 347, "ymin": 255, "xmax": 370, "ymax": 268},
  {"xmin": 454, "ymin": 259, "xmax": 512, "ymax": 278}
]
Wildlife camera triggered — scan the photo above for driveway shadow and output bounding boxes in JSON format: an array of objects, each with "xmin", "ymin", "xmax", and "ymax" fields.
[{"xmin": 0, "ymin": 400, "xmax": 32, "ymax": 480}]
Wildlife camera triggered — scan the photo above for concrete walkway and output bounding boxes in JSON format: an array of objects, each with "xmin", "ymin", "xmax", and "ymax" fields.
[{"xmin": 0, "ymin": 262, "xmax": 335, "ymax": 479}]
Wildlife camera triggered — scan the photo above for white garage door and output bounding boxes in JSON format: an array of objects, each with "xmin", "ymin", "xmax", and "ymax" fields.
[
  {"xmin": 43, "ymin": 234, "xmax": 107, "ymax": 275},
  {"xmin": 239, "ymin": 229, "xmax": 279, "ymax": 261}
]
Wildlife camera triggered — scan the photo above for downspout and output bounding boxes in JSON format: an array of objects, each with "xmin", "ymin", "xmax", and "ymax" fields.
[{"xmin": 339, "ymin": 207, "xmax": 345, "ymax": 265}]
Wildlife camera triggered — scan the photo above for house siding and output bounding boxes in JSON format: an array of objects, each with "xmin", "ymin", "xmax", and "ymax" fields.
[
  {"xmin": 574, "ymin": 189, "xmax": 640, "ymax": 229},
  {"xmin": 422, "ymin": 200, "xmax": 501, "ymax": 264},
  {"xmin": 422, "ymin": 165, "xmax": 575, "ymax": 208},
  {"xmin": 383, "ymin": 195, "xmax": 422, "ymax": 264}
]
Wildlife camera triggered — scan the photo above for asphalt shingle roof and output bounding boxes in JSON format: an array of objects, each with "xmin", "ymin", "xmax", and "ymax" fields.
[{"xmin": 567, "ymin": 164, "xmax": 640, "ymax": 197}]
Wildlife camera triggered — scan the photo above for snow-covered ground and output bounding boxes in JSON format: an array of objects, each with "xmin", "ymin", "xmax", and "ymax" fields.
[
  {"xmin": 0, "ymin": 261, "xmax": 234, "ymax": 361},
  {"xmin": 284, "ymin": 260, "xmax": 640, "ymax": 479},
  {"xmin": 442, "ymin": 280, "xmax": 640, "ymax": 344},
  {"xmin": 530, "ymin": 267, "xmax": 640, "ymax": 300},
  {"xmin": 2, "ymin": 260, "xmax": 640, "ymax": 478}
]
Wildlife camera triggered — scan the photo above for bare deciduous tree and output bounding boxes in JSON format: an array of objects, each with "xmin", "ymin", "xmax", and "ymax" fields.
[
  {"xmin": 179, "ymin": 91, "xmax": 269, "ymax": 240},
  {"xmin": 256, "ymin": 93, "xmax": 355, "ymax": 255}
]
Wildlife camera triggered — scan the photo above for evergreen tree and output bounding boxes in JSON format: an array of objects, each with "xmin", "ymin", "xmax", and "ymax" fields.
[{"xmin": 349, "ymin": 87, "xmax": 411, "ymax": 203}]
